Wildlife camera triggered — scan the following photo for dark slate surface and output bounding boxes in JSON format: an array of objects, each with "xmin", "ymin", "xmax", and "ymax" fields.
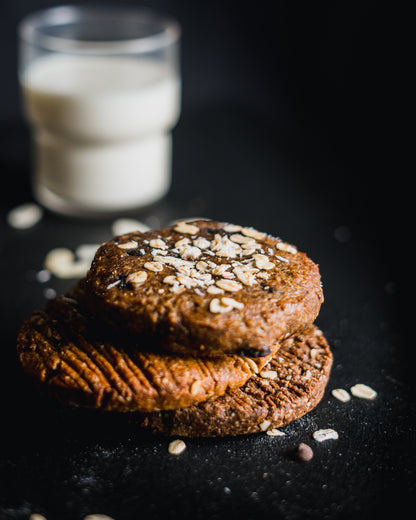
[
  {"xmin": 0, "ymin": 2, "xmax": 411, "ymax": 519},
  {"xmin": 0, "ymin": 105, "xmax": 412, "ymax": 520}
]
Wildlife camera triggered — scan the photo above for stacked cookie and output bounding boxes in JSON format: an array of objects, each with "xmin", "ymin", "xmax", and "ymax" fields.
[{"xmin": 17, "ymin": 220, "xmax": 332, "ymax": 437}]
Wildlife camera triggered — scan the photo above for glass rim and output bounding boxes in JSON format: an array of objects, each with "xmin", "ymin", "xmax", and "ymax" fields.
[{"xmin": 18, "ymin": 4, "xmax": 181, "ymax": 54}]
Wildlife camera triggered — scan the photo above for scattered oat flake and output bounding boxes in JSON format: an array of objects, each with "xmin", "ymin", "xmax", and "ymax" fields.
[
  {"xmin": 44, "ymin": 248, "xmax": 91, "ymax": 279},
  {"xmin": 313, "ymin": 428, "xmax": 339, "ymax": 442},
  {"xmin": 112, "ymin": 218, "xmax": 150, "ymax": 236},
  {"xmin": 350, "ymin": 383, "xmax": 377, "ymax": 400},
  {"xmin": 331, "ymin": 388, "xmax": 351, "ymax": 402},
  {"xmin": 75, "ymin": 243, "xmax": 100, "ymax": 264},
  {"xmin": 44, "ymin": 247, "xmax": 73, "ymax": 269},
  {"xmin": 55, "ymin": 261, "xmax": 91, "ymax": 279},
  {"xmin": 7, "ymin": 202, "xmax": 43, "ymax": 229},
  {"xmin": 168, "ymin": 439, "xmax": 186, "ymax": 455},
  {"xmin": 266, "ymin": 428, "xmax": 285, "ymax": 437}
]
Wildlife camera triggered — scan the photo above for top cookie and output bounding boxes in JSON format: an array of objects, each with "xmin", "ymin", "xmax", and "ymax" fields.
[{"xmin": 85, "ymin": 220, "xmax": 323, "ymax": 357}]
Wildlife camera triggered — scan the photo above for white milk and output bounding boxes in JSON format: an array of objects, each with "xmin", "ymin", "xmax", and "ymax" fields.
[{"xmin": 21, "ymin": 54, "xmax": 181, "ymax": 214}]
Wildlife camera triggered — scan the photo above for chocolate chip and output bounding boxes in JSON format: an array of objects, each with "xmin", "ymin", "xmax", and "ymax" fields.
[
  {"xmin": 297, "ymin": 442, "xmax": 314, "ymax": 461},
  {"xmin": 127, "ymin": 248, "xmax": 146, "ymax": 257},
  {"xmin": 237, "ymin": 345, "xmax": 272, "ymax": 358},
  {"xmin": 115, "ymin": 274, "xmax": 129, "ymax": 289}
]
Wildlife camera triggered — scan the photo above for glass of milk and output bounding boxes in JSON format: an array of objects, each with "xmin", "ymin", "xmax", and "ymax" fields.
[{"xmin": 18, "ymin": 5, "xmax": 181, "ymax": 216}]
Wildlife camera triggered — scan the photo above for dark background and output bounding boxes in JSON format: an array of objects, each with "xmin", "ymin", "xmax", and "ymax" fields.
[
  {"xmin": 0, "ymin": 1, "xmax": 412, "ymax": 520},
  {"xmin": 0, "ymin": 0, "xmax": 403, "ymax": 276}
]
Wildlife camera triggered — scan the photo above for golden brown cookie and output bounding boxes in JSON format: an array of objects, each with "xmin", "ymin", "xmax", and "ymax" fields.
[
  {"xmin": 84, "ymin": 220, "xmax": 323, "ymax": 357},
  {"xmin": 140, "ymin": 325, "xmax": 333, "ymax": 437},
  {"xmin": 16, "ymin": 290, "xmax": 278, "ymax": 412}
]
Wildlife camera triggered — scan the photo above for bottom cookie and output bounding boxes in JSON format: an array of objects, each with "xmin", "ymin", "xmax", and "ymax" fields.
[
  {"xmin": 140, "ymin": 325, "xmax": 332, "ymax": 437},
  {"xmin": 16, "ymin": 290, "xmax": 278, "ymax": 413}
]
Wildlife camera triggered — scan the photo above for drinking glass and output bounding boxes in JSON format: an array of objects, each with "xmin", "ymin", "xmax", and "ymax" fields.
[{"xmin": 18, "ymin": 5, "xmax": 181, "ymax": 216}]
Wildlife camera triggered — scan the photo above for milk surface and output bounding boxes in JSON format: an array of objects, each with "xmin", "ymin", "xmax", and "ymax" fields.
[{"xmin": 21, "ymin": 54, "xmax": 181, "ymax": 213}]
